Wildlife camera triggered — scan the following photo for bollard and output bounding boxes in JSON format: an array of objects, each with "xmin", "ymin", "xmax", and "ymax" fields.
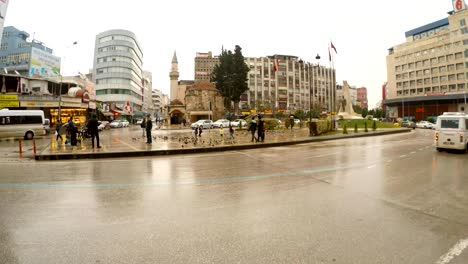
[
  {"xmin": 18, "ymin": 139, "xmax": 22, "ymax": 158},
  {"xmin": 33, "ymin": 139, "xmax": 37, "ymax": 157}
]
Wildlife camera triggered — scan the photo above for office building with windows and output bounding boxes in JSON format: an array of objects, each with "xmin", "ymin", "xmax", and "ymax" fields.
[
  {"xmin": 0, "ymin": 26, "xmax": 60, "ymax": 78},
  {"xmin": 385, "ymin": 5, "xmax": 468, "ymax": 120},
  {"xmin": 93, "ymin": 29, "xmax": 144, "ymax": 117},
  {"xmin": 194, "ymin": 52, "xmax": 336, "ymax": 114}
]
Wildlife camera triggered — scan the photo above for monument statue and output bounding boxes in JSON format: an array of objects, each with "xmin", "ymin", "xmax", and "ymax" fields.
[{"xmin": 337, "ymin": 81, "xmax": 363, "ymax": 119}]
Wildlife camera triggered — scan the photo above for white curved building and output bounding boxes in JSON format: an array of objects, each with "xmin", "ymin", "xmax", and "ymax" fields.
[{"xmin": 93, "ymin": 29, "xmax": 144, "ymax": 115}]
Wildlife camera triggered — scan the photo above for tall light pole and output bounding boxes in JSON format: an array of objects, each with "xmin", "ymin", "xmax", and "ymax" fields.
[
  {"xmin": 309, "ymin": 54, "xmax": 320, "ymax": 121},
  {"xmin": 58, "ymin": 41, "xmax": 78, "ymax": 123}
]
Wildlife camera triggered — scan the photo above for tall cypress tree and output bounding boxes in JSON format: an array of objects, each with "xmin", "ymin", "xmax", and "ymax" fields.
[{"xmin": 211, "ymin": 45, "xmax": 249, "ymax": 114}]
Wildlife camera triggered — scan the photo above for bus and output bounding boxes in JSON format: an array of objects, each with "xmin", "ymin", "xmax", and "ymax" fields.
[{"xmin": 0, "ymin": 109, "xmax": 46, "ymax": 140}]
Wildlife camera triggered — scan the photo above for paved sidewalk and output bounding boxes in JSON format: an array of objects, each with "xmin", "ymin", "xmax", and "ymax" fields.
[{"xmin": 34, "ymin": 126, "xmax": 412, "ymax": 160}]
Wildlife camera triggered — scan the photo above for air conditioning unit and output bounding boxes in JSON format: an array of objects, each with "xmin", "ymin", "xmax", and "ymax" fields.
[{"xmin": 23, "ymin": 87, "xmax": 31, "ymax": 94}]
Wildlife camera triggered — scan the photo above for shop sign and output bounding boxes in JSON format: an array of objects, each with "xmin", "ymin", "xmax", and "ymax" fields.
[
  {"xmin": 61, "ymin": 102, "xmax": 82, "ymax": 107},
  {"xmin": 0, "ymin": 100, "xmax": 19, "ymax": 108},
  {"xmin": 250, "ymin": 109, "xmax": 257, "ymax": 113},
  {"xmin": 61, "ymin": 97, "xmax": 82, "ymax": 103},
  {"xmin": 241, "ymin": 111, "xmax": 251, "ymax": 115},
  {"xmin": 264, "ymin": 109, "xmax": 272, "ymax": 114},
  {"xmin": 88, "ymin": 102, "xmax": 96, "ymax": 109},
  {"xmin": 20, "ymin": 101, "xmax": 58, "ymax": 107},
  {"xmin": 0, "ymin": 94, "xmax": 18, "ymax": 100},
  {"xmin": 426, "ymin": 92, "xmax": 445, "ymax": 96}
]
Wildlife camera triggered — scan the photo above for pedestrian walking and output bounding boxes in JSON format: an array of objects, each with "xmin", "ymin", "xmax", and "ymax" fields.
[
  {"xmin": 67, "ymin": 118, "xmax": 77, "ymax": 146},
  {"xmin": 140, "ymin": 118, "xmax": 146, "ymax": 137},
  {"xmin": 257, "ymin": 116, "xmax": 265, "ymax": 142},
  {"xmin": 146, "ymin": 115, "xmax": 153, "ymax": 144},
  {"xmin": 198, "ymin": 126, "xmax": 203, "ymax": 137},
  {"xmin": 219, "ymin": 127, "xmax": 224, "ymax": 138},
  {"xmin": 55, "ymin": 121, "xmax": 63, "ymax": 144},
  {"xmin": 87, "ymin": 114, "xmax": 101, "ymax": 149},
  {"xmin": 248, "ymin": 117, "xmax": 257, "ymax": 142},
  {"xmin": 229, "ymin": 124, "xmax": 235, "ymax": 141},
  {"xmin": 194, "ymin": 126, "xmax": 199, "ymax": 137},
  {"xmin": 289, "ymin": 115, "xmax": 295, "ymax": 131}
]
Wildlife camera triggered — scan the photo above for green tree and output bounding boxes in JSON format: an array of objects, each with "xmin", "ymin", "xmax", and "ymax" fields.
[
  {"xmin": 211, "ymin": 45, "xmax": 250, "ymax": 114},
  {"xmin": 361, "ymin": 108, "xmax": 368, "ymax": 118},
  {"xmin": 353, "ymin": 104, "xmax": 363, "ymax": 114},
  {"xmin": 294, "ymin": 110, "xmax": 306, "ymax": 120}
]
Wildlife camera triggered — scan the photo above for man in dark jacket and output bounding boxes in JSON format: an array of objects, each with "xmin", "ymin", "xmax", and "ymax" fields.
[
  {"xmin": 146, "ymin": 115, "xmax": 153, "ymax": 144},
  {"xmin": 87, "ymin": 114, "xmax": 101, "ymax": 148},
  {"xmin": 257, "ymin": 116, "xmax": 265, "ymax": 142},
  {"xmin": 248, "ymin": 117, "xmax": 257, "ymax": 142}
]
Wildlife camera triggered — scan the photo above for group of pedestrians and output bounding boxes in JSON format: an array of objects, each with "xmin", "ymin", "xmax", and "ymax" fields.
[
  {"xmin": 248, "ymin": 115, "xmax": 265, "ymax": 142},
  {"xmin": 55, "ymin": 115, "xmax": 101, "ymax": 148}
]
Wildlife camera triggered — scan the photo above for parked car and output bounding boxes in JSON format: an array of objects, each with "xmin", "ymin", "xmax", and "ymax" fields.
[
  {"xmin": 401, "ymin": 120, "xmax": 416, "ymax": 129},
  {"xmin": 231, "ymin": 119, "xmax": 247, "ymax": 128},
  {"xmin": 416, "ymin": 120, "xmax": 434, "ymax": 129},
  {"xmin": 109, "ymin": 120, "xmax": 123, "ymax": 128},
  {"xmin": 98, "ymin": 121, "xmax": 109, "ymax": 131},
  {"xmin": 120, "ymin": 120, "xmax": 129, "ymax": 127},
  {"xmin": 136, "ymin": 119, "xmax": 144, "ymax": 125},
  {"xmin": 190, "ymin": 119, "xmax": 213, "ymax": 129},
  {"xmin": 212, "ymin": 119, "xmax": 230, "ymax": 128},
  {"xmin": 294, "ymin": 119, "xmax": 301, "ymax": 124}
]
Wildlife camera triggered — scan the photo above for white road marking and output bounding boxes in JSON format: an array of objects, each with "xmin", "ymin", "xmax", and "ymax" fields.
[
  {"xmin": 436, "ymin": 238, "xmax": 468, "ymax": 264},
  {"xmin": 367, "ymin": 165, "xmax": 376, "ymax": 169},
  {"xmin": 400, "ymin": 155, "xmax": 407, "ymax": 158},
  {"xmin": 410, "ymin": 151, "xmax": 417, "ymax": 154}
]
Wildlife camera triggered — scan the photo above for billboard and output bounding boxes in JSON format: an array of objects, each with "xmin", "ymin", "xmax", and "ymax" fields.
[
  {"xmin": 0, "ymin": 0, "xmax": 8, "ymax": 43},
  {"xmin": 29, "ymin": 47, "xmax": 61, "ymax": 78}
]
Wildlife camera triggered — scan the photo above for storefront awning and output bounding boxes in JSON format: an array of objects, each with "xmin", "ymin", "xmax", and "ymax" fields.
[{"xmin": 133, "ymin": 111, "xmax": 148, "ymax": 117}]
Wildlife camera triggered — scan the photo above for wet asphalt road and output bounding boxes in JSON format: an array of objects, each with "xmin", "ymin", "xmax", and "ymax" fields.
[{"xmin": 1, "ymin": 129, "xmax": 468, "ymax": 263}]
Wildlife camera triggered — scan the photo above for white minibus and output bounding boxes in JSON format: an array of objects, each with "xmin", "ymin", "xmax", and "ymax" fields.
[
  {"xmin": 434, "ymin": 112, "xmax": 468, "ymax": 152},
  {"xmin": 0, "ymin": 109, "xmax": 46, "ymax": 140}
]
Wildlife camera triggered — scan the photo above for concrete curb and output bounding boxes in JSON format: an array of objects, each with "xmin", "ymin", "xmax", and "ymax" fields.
[{"xmin": 35, "ymin": 129, "xmax": 412, "ymax": 161}]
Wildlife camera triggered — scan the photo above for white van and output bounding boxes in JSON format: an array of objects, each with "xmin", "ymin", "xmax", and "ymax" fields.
[
  {"xmin": 0, "ymin": 109, "xmax": 45, "ymax": 140},
  {"xmin": 434, "ymin": 112, "xmax": 468, "ymax": 152}
]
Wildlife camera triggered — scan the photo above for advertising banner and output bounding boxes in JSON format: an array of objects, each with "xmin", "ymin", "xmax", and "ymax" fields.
[
  {"xmin": 29, "ymin": 47, "xmax": 61, "ymax": 78},
  {"xmin": 20, "ymin": 101, "xmax": 58, "ymax": 107},
  {"xmin": 453, "ymin": 0, "xmax": 467, "ymax": 12},
  {"xmin": 0, "ymin": 0, "xmax": 9, "ymax": 43}
]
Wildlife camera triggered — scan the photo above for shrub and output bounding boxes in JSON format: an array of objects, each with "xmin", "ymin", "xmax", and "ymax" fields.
[
  {"xmin": 427, "ymin": 117, "xmax": 435, "ymax": 123},
  {"xmin": 372, "ymin": 120, "xmax": 377, "ymax": 131},
  {"xmin": 364, "ymin": 121, "xmax": 368, "ymax": 132},
  {"xmin": 263, "ymin": 118, "xmax": 280, "ymax": 130},
  {"xmin": 343, "ymin": 124, "xmax": 348, "ymax": 134},
  {"xmin": 354, "ymin": 123, "xmax": 358, "ymax": 133}
]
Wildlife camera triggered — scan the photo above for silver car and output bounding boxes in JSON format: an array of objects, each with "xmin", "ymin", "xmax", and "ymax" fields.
[
  {"xmin": 190, "ymin": 119, "xmax": 213, "ymax": 129},
  {"xmin": 212, "ymin": 119, "xmax": 230, "ymax": 128}
]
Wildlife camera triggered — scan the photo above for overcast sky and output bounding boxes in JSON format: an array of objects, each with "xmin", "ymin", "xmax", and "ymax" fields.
[{"xmin": 5, "ymin": 0, "xmax": 454, "ymax": 108}]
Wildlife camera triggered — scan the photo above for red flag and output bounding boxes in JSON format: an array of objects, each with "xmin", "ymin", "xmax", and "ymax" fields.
[
  {"xmin": 331, "ymin": 41, "xmax": 337, "ymax": 54},
  {"xmin": 273, "ymin": 58, "xmax": 279, "ymax": 72}
]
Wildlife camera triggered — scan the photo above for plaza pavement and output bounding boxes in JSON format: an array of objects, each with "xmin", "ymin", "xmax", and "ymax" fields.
[{"xmin": 32, "ymin": 125, "xmax": 412, "ymax": 160}]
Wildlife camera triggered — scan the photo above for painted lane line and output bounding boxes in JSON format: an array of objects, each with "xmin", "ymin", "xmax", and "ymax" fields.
[
  {"xmin": 436, "ymin": 238, "xmax": 468, "ymax": 264},
  {"xmin": 367, "ymin": 165, "xmax": 376, "ymax": 169},
  {"xmin": 400, "ymin": 155, "xmax": 407, "ymax": 158},
  {"xmin": 410, "ymin": 151, "xmax": 417, "ymax": 154}
]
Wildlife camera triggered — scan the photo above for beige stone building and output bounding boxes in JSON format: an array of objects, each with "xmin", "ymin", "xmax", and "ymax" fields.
[
  {"xmin": 195, "ymin": 52, "xmax": 219, "ymax": 83},
  {"xmin": 385, "ymin": 4, "xmax": 468, "ymax": 120},
  {"xmin": 185, "ymin": 82, "xmax": 224, "ymax": 122}
]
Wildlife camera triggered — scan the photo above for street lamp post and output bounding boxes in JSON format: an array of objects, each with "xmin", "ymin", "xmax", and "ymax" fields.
[
  {"xmin": 57, "ymin": 41, "xmax": 78, "ymax": 124},
  {"xmin": 309, "ymin": 54, "xmax": 321, "ymax": 121}
]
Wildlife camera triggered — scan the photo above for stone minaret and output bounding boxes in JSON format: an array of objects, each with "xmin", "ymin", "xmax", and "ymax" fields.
[{"xmin": 169, "ymin": 51, "xmax": 179, "ymax": 101}]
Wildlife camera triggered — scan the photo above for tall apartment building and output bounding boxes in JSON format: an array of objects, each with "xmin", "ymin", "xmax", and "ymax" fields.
[
  {"xmin": 385, "ymin": 3, "xmax": 468, "ymax": 120},
  {"xmin": 357, "ymin": 87, "xmax": 368, "ymax": 109},
  {"xmin": 194, "ymin": 51, "xmax": 219, "ymax": 82},
  {"xmin": 0, "ymin": 26, "xmax": 60, "ymax": 78},
  {"xmin": 194, "ymin": 52, "xmax": 336, "ymax": 113},
  {"xmin": 93, "ymin": 29, "xmax": 144, "ymax": 117}
]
